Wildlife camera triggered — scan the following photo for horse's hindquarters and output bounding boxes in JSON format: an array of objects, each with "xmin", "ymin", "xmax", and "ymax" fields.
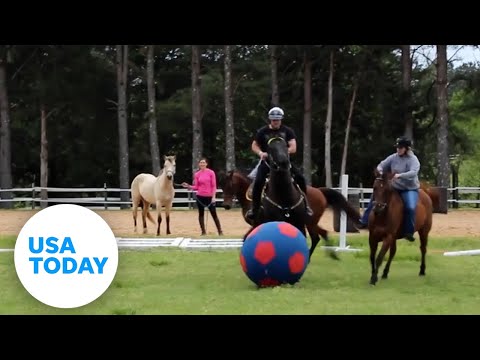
[{"xmin": 132, "ymin": 173, "xmax": 157, "ymax": 204}]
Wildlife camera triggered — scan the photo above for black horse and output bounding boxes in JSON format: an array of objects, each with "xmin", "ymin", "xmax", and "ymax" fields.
[{"xmin": 242, "ymin": 136, "xmax": 338, "ymax": 260}]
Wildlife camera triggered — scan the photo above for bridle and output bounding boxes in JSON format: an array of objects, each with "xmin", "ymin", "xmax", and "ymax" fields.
[
  {"xmin": 262, "ymin": 137, "xmax": 302, "ymax": 218},
  {"xmin": 265, "ymin": 137, "xmax": 291, "ymax": 172},
  {"xmin": 373, "ymin": 176, "xmax": 390, "ymax": 212}
]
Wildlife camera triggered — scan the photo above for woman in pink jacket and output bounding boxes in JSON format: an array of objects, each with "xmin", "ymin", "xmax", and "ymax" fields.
[{"xmin": 182, "ymin": 158, "xmax": 223, "ymax": 236}]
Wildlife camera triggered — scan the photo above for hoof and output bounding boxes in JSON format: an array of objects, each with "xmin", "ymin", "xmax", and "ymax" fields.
[
  {"xmin": 381, "ymin": 274, "xmax": 388, "ymax": 279},
  {"xmin": 419, "ymin": 272, "xmax": 426, "ymax": 276},
  {"xmin": 370, "ymin": 281, "xmax": 376, "ymax": 286},
  {"xmin": 328, "ymin": 250, "xmax": 340, "ymax": 261}
]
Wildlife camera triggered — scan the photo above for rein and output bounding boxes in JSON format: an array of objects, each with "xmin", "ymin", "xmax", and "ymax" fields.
[
  {"xmin": 263, "ymin": 192, "xmax": 304, "ymax": 218},
  {"xmin": 373, "ymin": 176, "xmax": 395, "ymax": 209}
]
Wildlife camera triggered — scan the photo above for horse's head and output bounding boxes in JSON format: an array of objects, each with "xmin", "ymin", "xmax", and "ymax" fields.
[
  {"xmin": 266, "ymin": 137, "xmax": 291, "ymax": 172},
  {"xmin": 163, "ymin": 155, "xmax": 176, "ymax": 180},
  {"xmin": 372, "ymin": 168, "xmax": 394, "ymax": 215},
  {"xmin": 221, "ymin": 170, "xmax": 236, "ymax": 210}
]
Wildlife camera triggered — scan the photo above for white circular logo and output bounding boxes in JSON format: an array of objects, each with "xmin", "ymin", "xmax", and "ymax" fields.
[{"xmin": 14, "ymin": 204, "xmax": 119, "ymax": 309}]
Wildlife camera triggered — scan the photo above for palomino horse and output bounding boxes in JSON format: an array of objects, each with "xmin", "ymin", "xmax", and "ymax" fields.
[
  {"xmin": 130, "ymin": 155, "xmax": 176, "ymax": 236},
  {"xmin": 367, "ymin": 169, "xmax": 433, "ymax": 286},
  {"xmin": 220, "ymin": 140, "xmax": 362, "ymax": 261}
]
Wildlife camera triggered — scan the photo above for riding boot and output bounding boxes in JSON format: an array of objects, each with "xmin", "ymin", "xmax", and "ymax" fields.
[
  {"xmin": 304, "ymin": 197, "xmax": 314, "ymax": 217},
  {"xmin": 403, "ymin": 208, "xmax": 415, "ymax": 242},
  {"xmin": 199, "ymin": 214, "xmax": 206, "ymax": 236},
  {"xmin": 293, "ymin": 172, "xmax": 313, "ymax": 218},
  {"xmin": 245, "ymin": 182, "xmax": 262, "ymax": 221},
  {"xmin": 212, "ymin": 213, "xmax": 223, "ymax": 236}
]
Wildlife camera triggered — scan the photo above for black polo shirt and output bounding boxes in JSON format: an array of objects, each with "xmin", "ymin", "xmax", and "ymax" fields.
[{"xmin": 254, "ymin": 125, "xmax": 296, "ymax": 152}]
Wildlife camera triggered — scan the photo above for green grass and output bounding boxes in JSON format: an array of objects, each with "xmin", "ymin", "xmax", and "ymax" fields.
[{"xmin": 1, "ymin": 235, "xmax": 480, "ymax": 315}]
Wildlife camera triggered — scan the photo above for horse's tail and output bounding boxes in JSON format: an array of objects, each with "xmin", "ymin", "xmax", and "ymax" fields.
[
  {"xmin": 319, "ymin": 188, "xmax": 362, "ymax": 224},
  {"xmin": 139, "ymin": 199, "xmax": 156, "ymax": 224},
  {"xmin": 420, "ymin": 182, "xmax": 440, "ymax": 211}
]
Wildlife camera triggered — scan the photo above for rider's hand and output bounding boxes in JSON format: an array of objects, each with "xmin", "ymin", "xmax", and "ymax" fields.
[
  {"xmin": 393, "ymin": 173, "xmax": 401, "ymax": 179},
  {"xmin": 259, "ymin": 151, "xmax": 268, "ymax": 160}
]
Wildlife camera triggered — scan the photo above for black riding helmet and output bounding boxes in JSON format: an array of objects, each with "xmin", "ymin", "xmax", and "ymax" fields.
[{"xmin": 395, "ymin": 136, "xmax": 412, "ymax": 148}]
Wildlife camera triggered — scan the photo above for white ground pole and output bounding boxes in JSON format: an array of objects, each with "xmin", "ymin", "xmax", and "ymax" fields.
[
  {"xmin": 444, "ymin": 249, "xmax": 480, "ymax": 256},
  {"xmin": 52, "ymin": 175, "xmax": 363, "ymax": 252},
  {"xmin": 321, "ymin": 174, "xmax": 362, "ymax": 253}
]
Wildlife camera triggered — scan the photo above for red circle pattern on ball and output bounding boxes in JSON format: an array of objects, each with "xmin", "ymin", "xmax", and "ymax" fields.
[
  {"xmin": 278, "ymin": 222, "xmax": 299, "ymax": 238},
  {"xmin": 288, "ymin": 252, "xmax": 306, "ymax": 274},
  {"xmin": 254, "ymin": 241, "xmax": 276, "ymax": 265}
]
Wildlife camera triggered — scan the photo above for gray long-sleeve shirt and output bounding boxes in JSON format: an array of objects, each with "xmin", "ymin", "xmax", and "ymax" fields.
[{"xmin": 376, "ymin": 151, "xmax": 420, "ymax": 190}]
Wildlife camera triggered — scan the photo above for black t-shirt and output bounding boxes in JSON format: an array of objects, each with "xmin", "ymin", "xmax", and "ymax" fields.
[{"xmin": 254, "ymin": 125, "xmax": 296, "ymax": 152}]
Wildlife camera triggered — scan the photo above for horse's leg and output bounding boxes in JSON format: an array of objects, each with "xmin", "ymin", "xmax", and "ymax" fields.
[
  {"xmin": 316, "ymin": 224, "xmax": 336, "ymax": 248},
  {"xmin": 156, "ymin": 200, "xmax": 162, "ymax": 236},
  {"xmin": 307, "ymin": 225, "xmax": 320, "ymax": 261},
  {"xmin": 369, "ymin": 233, "xmax": 379, "ymax": 285},
  {"xmin": 371, "ymin": 235, "xmax": 392, "ymax": 286},
  {"xmin": 242, "ymin": 226, "xmax": 256, "ymax": 242},
  {"xmin": 132, "ymin": 198, "xmax": 139, "ymax": 233},
  {"xmin": 165, "ymin": 203, "xmax": 172, "ymax": 235},
  {"xmin": 381, "ymin": 240, "xmax": 397, "ymax": 280},
  {"xmin": 141, "ymin": 201, "xmax": 150, "ymax": 234},
  {"xmin": 418, "ymin": 228, "xmax": 429, "ymax": 276},
  {"xmin": 308, "ymin": 224, "xmax": 339, "ymax": 261}
]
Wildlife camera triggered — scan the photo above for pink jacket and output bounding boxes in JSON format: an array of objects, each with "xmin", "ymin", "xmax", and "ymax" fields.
[{"xmin": 190, "ymin": 169, "xmax": 217, "ymax": 197}]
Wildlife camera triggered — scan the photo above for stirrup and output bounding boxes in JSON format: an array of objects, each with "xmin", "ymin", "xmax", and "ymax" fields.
[{"xmin": 404, "ymin": 233, "xmax": 415, "ymax": 242}]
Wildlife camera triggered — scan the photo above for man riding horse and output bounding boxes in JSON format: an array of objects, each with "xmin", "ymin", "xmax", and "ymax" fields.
[{"xmin": 245, "ymin": 106, "xmax": 313, "ymax": 222}]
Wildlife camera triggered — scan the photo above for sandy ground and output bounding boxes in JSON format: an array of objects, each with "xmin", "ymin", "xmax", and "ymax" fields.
[{"xmin": 1, "ymin": 207, "xmax": 479, "ymax": 238}]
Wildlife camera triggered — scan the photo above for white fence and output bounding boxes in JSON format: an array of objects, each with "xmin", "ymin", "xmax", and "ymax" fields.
[{"xmin": 0, "ymin": 184, "xmax": 479, "ymax": 210}]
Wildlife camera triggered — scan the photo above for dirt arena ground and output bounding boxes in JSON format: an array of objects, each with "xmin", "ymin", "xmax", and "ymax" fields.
[{"xmin": 0, "ymin": 207, "xmax": 479, "ymax": 238}]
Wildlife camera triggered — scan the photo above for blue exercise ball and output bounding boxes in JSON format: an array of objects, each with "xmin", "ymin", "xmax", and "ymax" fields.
[{"xmin": 240, "ymin": 221, "xmax": 310, "ymax": 288}]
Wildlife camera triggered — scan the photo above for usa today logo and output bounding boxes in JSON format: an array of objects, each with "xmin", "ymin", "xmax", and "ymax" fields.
[{"xmin": 14, "ymin": 204, "xmax": 119, "ymax": 309}]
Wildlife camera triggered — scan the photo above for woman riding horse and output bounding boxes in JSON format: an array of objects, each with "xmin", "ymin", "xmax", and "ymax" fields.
[{"xmin": 360, "ymin": 136, "xmax": 420, "ymax": 242}]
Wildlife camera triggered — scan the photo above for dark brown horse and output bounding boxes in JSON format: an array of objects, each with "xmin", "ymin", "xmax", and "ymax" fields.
[
  {"xmin": 367, "ymin": 169, "xmax": 433, "ymax": 286},
  {"xmin": 219, "ymin": 168, "xmax": 362, "ymax": 261}
]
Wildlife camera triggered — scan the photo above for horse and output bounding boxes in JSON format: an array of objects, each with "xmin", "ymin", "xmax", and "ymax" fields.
[
  {"xmin": 367, "ymin": 169, "xmax": 433, "ymax": 286},
  {"xmin": 130, "ymin": 155, "xmax": 176, "ymax": 236},
  {"xmin": 219, "ymin": 143, "xmax": 362, "ymax": 261}
]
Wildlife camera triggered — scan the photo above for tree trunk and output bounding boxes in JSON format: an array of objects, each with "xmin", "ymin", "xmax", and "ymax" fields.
[
  {"xmin": 224, "ymin": 45, "xmax": 235, "ymax": 172},
  {"xmin": 116, "ymin": 45, "xmax": 130, "ymax": 208},
  {"xmin": 324, "ymin": 50, "xmax": 334, "ymax": 188},
  {"xmin": 0, "ymin": 54, "xmax": 12, "ymax": 208},
  {"xmin": 302, "ymin": 50, "xmax": 312, "ymax": 185},
  {"xmin": 147, "ymin": 45, "xmax": 161, "ymax": 176},
  {"xmin": 270, "ymin": 45, "xmax": 279, "ymax": 106},
  {"xmin": 401, "ymin": 45, "xmax": 413, "ymax": 141},
  {"xmin": 436, "ymin": 45, "xmax": 450, "ymax": 187},
  {"xmin": 340, "ymin": 79, "xmax": 359, "ymax": 177},
  {"xmin": 191, "ymin": 45, "xmax": 203, "ymax": 177},
  {"xmin": 40, "ymin": 105, "xmax": 48, "ymax": 209}
]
